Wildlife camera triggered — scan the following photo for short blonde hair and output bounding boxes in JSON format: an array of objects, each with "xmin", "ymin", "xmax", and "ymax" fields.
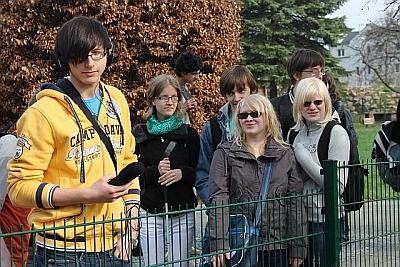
[
  {"xmin": 292, "ymin": 77, "xmax": 332, "ymax": 131},
  {"xmin": 144, "ymin": 74, "xmax": 185, "ymax": 120},
  {"xmin": 234, "ymin": 94, "xmax": 284, "ymax": 147}
]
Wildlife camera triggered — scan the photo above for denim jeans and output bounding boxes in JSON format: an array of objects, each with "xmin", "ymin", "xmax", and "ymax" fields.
[
  {"xmin": 35, "ymin": 246, "xmax": 131, "ymax": 267},
  {"xmin": 304, "ymin": 218, "xmax": 345, "ymax": 267}
]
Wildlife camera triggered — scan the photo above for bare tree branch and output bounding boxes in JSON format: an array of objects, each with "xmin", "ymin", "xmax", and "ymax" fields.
[
  {"xmin": 351, "ymin": 8, "xmax": 400, "ymax": 92},
  {"xmin": 383, "ymin": 0, "xmax": 400, "ymax": 17}
]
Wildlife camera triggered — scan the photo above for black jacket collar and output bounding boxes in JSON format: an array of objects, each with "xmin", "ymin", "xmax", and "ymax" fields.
[{"xmin": 133, "ymin": 123, "xmax": 189, "ymax": 144}]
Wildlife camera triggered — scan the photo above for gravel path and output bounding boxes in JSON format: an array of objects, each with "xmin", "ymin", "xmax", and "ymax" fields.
[{"xmin": 340, "ymin": 200, "xmax": 399, "ymax": 267}]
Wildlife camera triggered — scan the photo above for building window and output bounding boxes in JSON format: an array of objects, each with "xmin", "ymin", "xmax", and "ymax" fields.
[
  {"xmin": 396, "ymin": 64, "xmax": 399, "ymax": 72},
  {"xmin": 338, "ymin": 49, "xmax": 345, "ymax": 57},
  {"xmin": 368, "ymin": 66, "xmax": 371, "ymax": 74},
  {"xmin": 356, "ymin": 67, "xmax": 360, "ymax": 75}
]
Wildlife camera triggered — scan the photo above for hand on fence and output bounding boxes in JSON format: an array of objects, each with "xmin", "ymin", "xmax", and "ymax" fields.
[
  {"xmin": 114, "ymin": 232, "xmax": 137, "ymax": 261},
  {"xmin": 85, "ymin": 174, "xmax": 133, "ymax": 203},
  {"xmin": 289, "ymin": 257, "xmax": 303, "ymax": 267},
  {"xmin": 158, "ymin": 169, "xmax": 182, "ymax": 186},
  {"xmin": 158, "ymin": 158, "xmax": 171, "ymax": 175},
  {"xmin": 211, "ymin": 252, "xmax": 230, "ymax": 267}
]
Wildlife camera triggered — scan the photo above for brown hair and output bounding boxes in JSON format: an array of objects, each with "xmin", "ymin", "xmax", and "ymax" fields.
[
  {"xmin": 287, "ymin": 48, "xmax": 325, "ymax": 85},
  {"xmin": 323, "ymin": 72, "xmax": 340, "ymax": 103},
  {"xmin": 220, "ymin": 65, "xmax": 258, "ymax": 97},
  {"xmin": 144, "ymin": 74, "xmax": 185, "ymax": 120}
]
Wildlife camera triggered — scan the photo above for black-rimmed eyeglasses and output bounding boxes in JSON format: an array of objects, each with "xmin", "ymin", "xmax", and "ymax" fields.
[
  {"xmin": 302, "ymin": 68, "xmax": 325, "ymax": 77},
  {"xmin": 86, "ymin": 51, "xmax": 107, "ymax": 61},
  {"xmin": 156, "ymin": 96, "xmax": 179, "ymax": 103}
]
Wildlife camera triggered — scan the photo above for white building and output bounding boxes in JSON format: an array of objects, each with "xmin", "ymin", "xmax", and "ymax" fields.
[{"xmin": 329, "ymin": 26, "xmax": 400, "ymax": 87}]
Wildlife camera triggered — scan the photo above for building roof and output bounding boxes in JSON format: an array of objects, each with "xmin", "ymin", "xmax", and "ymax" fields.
[{"xmin": 340, "ymin": 31, "xmax": 359, "ymax": 45}]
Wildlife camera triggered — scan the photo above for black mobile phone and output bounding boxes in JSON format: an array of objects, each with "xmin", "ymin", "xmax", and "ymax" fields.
[{"xmin": 108, "ymin": 162, "xmax": 145, "ymax": 186}]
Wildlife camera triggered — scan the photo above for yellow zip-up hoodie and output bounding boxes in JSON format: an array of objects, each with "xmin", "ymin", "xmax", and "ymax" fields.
[{"xmin": 8, "ymin": 81, "xmax": 140, "ymax": 252}]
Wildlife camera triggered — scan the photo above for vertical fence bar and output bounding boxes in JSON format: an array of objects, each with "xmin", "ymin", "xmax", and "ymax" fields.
[{"xmin": 323, "ymin": 159, "xmax": 340, "ymax": 267}]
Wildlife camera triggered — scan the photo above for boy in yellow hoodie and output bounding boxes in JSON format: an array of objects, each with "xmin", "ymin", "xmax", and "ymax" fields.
[{"xmin": 8, "ymin": 16, "xmax": 140, "ymax": 266}]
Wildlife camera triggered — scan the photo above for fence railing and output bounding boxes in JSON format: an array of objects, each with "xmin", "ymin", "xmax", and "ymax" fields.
[
  {"xmin": 0, "ymin": 160, "xmax": 399, "ymax": 267},
  {"xmin": 338, "ymin": 160, "xmax": 400, "ymax": 267}
]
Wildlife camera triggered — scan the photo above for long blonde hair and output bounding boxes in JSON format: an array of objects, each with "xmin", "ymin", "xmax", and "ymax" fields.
[
  {"xmin": 234, "ymin": 94, "xmax": 284, "ymax": 148},
  {"xmin": 143, "ymin": 74, "xmax": 186, "ymax": 120},
  {"xmin": 292, "ymin": 77, "xmax": 332, "ymax": 131}
]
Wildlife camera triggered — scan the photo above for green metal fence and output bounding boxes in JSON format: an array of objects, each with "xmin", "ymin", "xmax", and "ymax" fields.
[
  {"xmin": 338, "ymin": 160, "xmax": 400, "ymax": 267},
  {"xmin": 0, "ymin": 160, "xmax": 399, "ymax": 266}
]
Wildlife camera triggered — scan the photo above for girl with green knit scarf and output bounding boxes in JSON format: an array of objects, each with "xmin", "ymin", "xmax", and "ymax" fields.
[{"xmin": 133, "ymin": 74, "xmax": 200, "ymax": 267}]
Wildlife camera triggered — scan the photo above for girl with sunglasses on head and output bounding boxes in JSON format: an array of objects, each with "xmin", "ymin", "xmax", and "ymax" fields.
[
  {"xmin": 289, "ymin": 77, "xmax": 350, "ymax": 267},
  {"xmin": 208, "ymin": 94, "xmax": 307, "ymax": 267},
  {"xmin": 132, "ymin": 74, "xmax": 199, "ymax": 267}
]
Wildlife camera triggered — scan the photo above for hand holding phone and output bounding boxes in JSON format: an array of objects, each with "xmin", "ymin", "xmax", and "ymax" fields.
[{"xmin": 108, "ymin": 162, "xmax": 145, "ymax": 186}]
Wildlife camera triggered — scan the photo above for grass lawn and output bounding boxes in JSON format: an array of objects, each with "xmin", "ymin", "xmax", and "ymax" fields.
[{"xmin": 354, "ymin": 121, "xmax": 381, "ymax": 161}]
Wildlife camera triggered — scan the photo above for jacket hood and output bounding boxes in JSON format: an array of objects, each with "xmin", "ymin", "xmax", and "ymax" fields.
[
  {"xmin": 38, "ymin": 82, "xmax": 68, "ymax": 101},
  {"xmin": 37, "ymin": 79, "xmax": 108, "ymax": 116},
  {"xmin": 36, "ymin": 82, "xmax": 74, "ymax": 113}
]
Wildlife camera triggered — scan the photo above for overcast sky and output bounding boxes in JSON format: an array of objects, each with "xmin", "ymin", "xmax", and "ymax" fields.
[{"xmin": 332, "ymin": 0, "xmax": 388, "ymax": 31}]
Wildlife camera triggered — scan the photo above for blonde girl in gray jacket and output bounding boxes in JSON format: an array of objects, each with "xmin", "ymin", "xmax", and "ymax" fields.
[
  {"xmin": 290, "ymin": 77, "xmax": 350, "ymax": 267},
  {"xmin": 208, "ymin": 94, "xmax": 307, "ymax": 267}
]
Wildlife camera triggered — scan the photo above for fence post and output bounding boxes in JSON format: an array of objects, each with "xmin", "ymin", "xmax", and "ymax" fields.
[{"xmin": 323, "ymin": 160, "xmax": 340, "ymax": 267}]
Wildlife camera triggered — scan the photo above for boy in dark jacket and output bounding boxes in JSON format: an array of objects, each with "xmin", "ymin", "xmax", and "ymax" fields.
[{"xmin": 271, "ymin": 48, "xmax": 325, "ymax": 140}]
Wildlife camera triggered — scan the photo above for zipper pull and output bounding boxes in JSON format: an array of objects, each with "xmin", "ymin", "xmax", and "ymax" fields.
[{"xmin": 161, "ymin": 137, "xmax": 164, "ymax": 142}]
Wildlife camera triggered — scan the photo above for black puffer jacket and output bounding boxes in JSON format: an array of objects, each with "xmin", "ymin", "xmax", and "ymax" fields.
[{"xmin": 133, "ymin": 124, "xmax": 200, "ymax": 213}]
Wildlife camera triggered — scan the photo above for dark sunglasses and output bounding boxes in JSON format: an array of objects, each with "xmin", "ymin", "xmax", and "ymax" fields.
[
  {"xmin": 303, "ymin": 100, "xmax": 324, "ymax": 107},
  {"xmin": 237, "ymin": 111, "xmax": 261, "ymax": 120}
]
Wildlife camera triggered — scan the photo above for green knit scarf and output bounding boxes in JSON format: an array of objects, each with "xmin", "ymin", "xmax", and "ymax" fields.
[{"xmin": 147, "ymin": 114, "xmax": 184, "ymax": 135}]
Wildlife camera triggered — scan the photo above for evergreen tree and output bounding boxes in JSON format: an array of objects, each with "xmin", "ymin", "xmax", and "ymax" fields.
[{"xmin": 240, "ymin": 0, "xmax": 350, "ymax": 93}]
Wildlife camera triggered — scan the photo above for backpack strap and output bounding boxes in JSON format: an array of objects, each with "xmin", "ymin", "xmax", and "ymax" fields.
[
  {"xmin": 210, "ymin": 116, "xmax": 222, "ymax": 151},
  {"xmin": 374, "ymin": 121, "xmax": 394, "ymax": 158},
  {"xmin": 57, "ymin": 78, "xmax": 118, "ymax": 174},
  {"xmin": 317, "ymin": 120, "xmax": 338, "ymax": 164},
  {"xmin": 255, "ymin": 160, "xmax": 273, "ymax": 227},
  {"xmin": 287, "ymin": 129, "xmax": 298, "ymax": 145}
]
